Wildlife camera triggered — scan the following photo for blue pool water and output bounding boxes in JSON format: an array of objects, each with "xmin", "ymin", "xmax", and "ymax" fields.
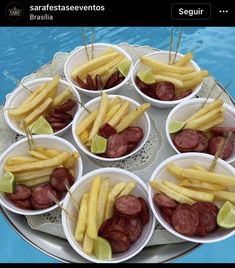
[{"xmin": 0, "ymin": 27, "xmax": 235, "ymax": 263}]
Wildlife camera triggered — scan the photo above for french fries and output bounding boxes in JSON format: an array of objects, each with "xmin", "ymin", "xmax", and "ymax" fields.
[
  {"xmin": 116, "ymin": 103, "xmax": 151, "ymax": 133},
  {"xmin": 150, "ymin": 180, "xmax": 195, "ymax": 205},
  {"xmin": 118, "ymin": 182, "xmax": 136, "ymax": 197},
  {"xmin": 15, "ymin": 167, "xmax": 55, "ymax": 182},
  {"xmin": 9, "ymin": 75, "xmax": 60, "ymax": 116},
  {"xmin": 28, "ymin": 151, "xmax": 49, "ymax": 160},
  {"xmin": 51, "ymin": 87, "xmax": 72, "ymax": 108},
  {"xmin": 87, "ymin": 176, "xmax": 101, "ymax": 240},
  {"xmin": 6, "ymin": 156, "xmax": 38, "ymax": 165},
  {"xmin": 176, "ymin": 75, "xmax": 203, "ymax": 93},
  {"xmin": 105, "ymin": 182, "xmax": 127, "ymax": 220},
  {"xmin": 174, "ymin": 52, "xmax": 193, "ymax": 66},
  {"xmin": 5, "ymin": 152, "xmax": 70, "ymax": 173},
  {"xmin": 163, "ymin": 180, "xmax": 214, "ymax": 202},
  {"xmin": 35, "ymin": 147, "xmax": 61, "ymax": 158},
  {"xmin": 197, "ymin": 115, "xmax": 224, "ymax": 132},
  {"xmin": 75, "ymin": 193, "xmax": 89, "ymax": 242},
  {"xmin": 154, "ymin": 70, "xmax": 208, "ymax": 82},
  {"xmin": 19, "ymin": 175, "xmax": 50, "ymax": 187},
  {"xmin": 108, "ymin": 96, "xmax": 122, "ymax": 109},
  {"xmin": 76, "ymin": 110, "xmax": 99, "ymax": 136},
  {"xmin": 88, "ymin": 93, "xmax": 109, "ymax": 141},
  {"xmin": 108, "ymin": 100, "xmax": 130, "ymax": 127},
  {"xmin": 141, "ymin": 56, "xmax": 195, "ymax": 74},
  {"xmin": 213, "ymin": 191, "xmax": 235, "ymax": 203},
  {"xmin": 83, "ymin": 231, "xmax": 94, "ymax": 255},
  {"xmin": 153, "ymin": 75, "xmax": 183, "ymax": 88},
  {"xmin": 79, "ymin": 130, "xmax": 89, "ymax": 145},
  {"xmin": 63, "ymin": 152, "xmax": 79, "ymax": 169},
  {"xmin": 178, "ymin": 179, "xmax": 227, "ymax": 191},
  {"xmin": 104, "ymin": 103, "xmax": 122, "ymax": 123},
  {"xmin": 97, "ymin": 178, "xmax": 110, "ymax": 229}
]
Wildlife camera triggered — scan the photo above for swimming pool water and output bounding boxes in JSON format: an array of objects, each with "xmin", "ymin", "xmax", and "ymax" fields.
[{"xmin": 0, "ymin": 27, "xmax": 235, "ymax": 263}]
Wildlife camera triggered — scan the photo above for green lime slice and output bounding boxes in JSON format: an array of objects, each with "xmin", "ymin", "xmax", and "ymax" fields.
[
  {"xmin": 217, "ymin": 201, "xmax": 235, "ymax": 229},
  {"xmin": 0, "ymin": 172, "xmax": 16, "ymax": 193},
  {"xmin": 137, "ymin": 69, "xmax": 155, "ymax": 84},
  {"xmin": 117, "ymin": 59, "xmax": 131, "ymax": 77},
  {"xmin": 93, "ymin": 237, "xmax": 112, "ymax": 260},
  {"xmin": 169, "ymin": 120, "xmax": 186, "ymax": 134},
  {"xmin": 31, "ymin": 115, "xmax": 53, "ymax": 134},
  {"xmin": 91, "ymin": 134, "xmax": 107, "ymax": 154}
]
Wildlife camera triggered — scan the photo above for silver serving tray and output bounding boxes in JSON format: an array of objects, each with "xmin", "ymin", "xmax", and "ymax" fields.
[{"xmin": 1, "ymin": 43, "xmax": 234, "ymax": 263}]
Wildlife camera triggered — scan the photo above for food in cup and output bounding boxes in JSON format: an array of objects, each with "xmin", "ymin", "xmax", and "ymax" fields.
[
  {"xmin": 71, "ymin": 48, "xmax": 132, "ymax": 91},
  {"xmin": 75, "ymin": 93, "xmax": 151, "ymax": 158},
  {"xmin": 7, "ymin": 75, "xmax": 78, "ymax": 134},
  {"xmin": 73, "ymin": 176, "xmax": 149, "ymax": 259},
  {"xmin": 169, "ymin": 99, "xmax": 234, "ymax": 160},
  {"xmin": 0, "ymin": 146, "xmax": 79, "ymax": 210},
  {"xmin": 150, "ymin": 161, "xmax": 235, "ymax": 237},
  {"xmin": 135, "ymin": 52, "xmax": 208, "ymax": 101}
]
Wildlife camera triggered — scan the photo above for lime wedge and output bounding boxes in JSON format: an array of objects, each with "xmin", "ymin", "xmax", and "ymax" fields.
[
  {"xmin": 169, "ymin": 120, "xmax": 186, "ymax": 134},
  {"xmin": 217, "ymin": 201, "xmax": 235, "ymax": 229},
  {"xmin": 137, "ymin": 69, "xmax": 155, "ymax": 84},
  {"xmin": 31, "ymin": 116, "xmax": 53, "ymax": 134},
  {"xmin": 93, "ymin": 237, "xmax": 112, "ymax": 260},
  {"xmin": 0, "ymin": 172, "xmax": 16, "ymax": 193},
  {"xmin": 117, "ymin": 59, "xmax": 131, "ymax": 77},
  {"xmin": 91, "ymin": 134, "xmax": 107, "ymax": 154}
]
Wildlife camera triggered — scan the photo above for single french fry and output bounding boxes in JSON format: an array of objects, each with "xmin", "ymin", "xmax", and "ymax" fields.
[
  {"xmin": 79, "ymin": 130, "xmax": 90, "ymax": 145},
  {"xmin": 108, "ymin": 96, "xmax": 122, "ymax": 109},
  {"xmin": 6, "ymin": 156, "xmax": 38, "ymax": 166},
  {"xmin": 63, "ymin": 152, "xmax": 79, "ymax": 169},
  {"xmin": 213, "ymin": 191, "xmax": 235, "ymax": 203},
  {"xmin": 118, "ymin": 182, "xmax": 136, "ymax": 197},
  {"xmin": 83, "ymin": 231, "xmax": 94, "ymax": 255},
  {"xmin": 192, "ymin": 164, "xmax": 207, "ymax": 171},
  {"xmin": 178, "ymin": 179, "xmax": 227, "ymax": 191},
  {"xmin": 97, "ymin": 178, "xmax": 110, "ymax": 229},
  {"xmin": 15, "ymin": 167, "xmax": 55, "ymax": 182},
  {"xmin": 141, "ymin": 56, "xmax": 195, "ymax": 74},
  {"xmin": 88, "ymin": 93, "xmax": 109, "ymax": 141},
  {"xmin": 72, "ymin": 51, "xmax": 119, "ymax": 79},
  {"xmin": 104, "ymin": 182, "xmax": 127, "ymax": 220},
  {"xmin": 167, "ymin": 163, "xmax": 183, "ymax": 178},
  {"xmin": 75, "ymin": 193, "xmax": 89, "ymax": 242},
  {"xmin": 9, "ymin": 75, "xmax": 60, "ymax": 116},
  {"xmin": 153, "ymin": 75, "xmax": 183, "ymax": 88},
  {"xmin": 104, "ymin": 103, "xmax": 122, "ymax": 123},
  {"xmin": 35, "ymin": 147, "xmax": 61, "ymax": 158},
  {"xmin": 185, "ymin": 99, "xmax": 223, "ymax": 122},
  {"xmin": 176, "ymin": 75, "xmax": 203, "ymax": 93},
  {"xmin": 87, "ymin": 176, "xmax": 101, "ymax": 240},
  {"xmin": 174, "ymin": 52, "xmax": 193, "ymax": 66},
  {"xmin": 150, "ymin": 180, "xmax": 195, "ymax": 205},
  {"xmin": 5, "ymin": 152, "xmax": 69, "ymax": 173},
  {"xmin": 108, "ymin": 100, "xmax": 130, "ymax": 127},
  {"xmin": 178, "ymin": 166, "xmax": 235, "ymax": 186},
  {"xmin": 76, "ymin": 109, "xmax": 99, "ymax": 136},
  {"xmin": 28, "ymin": 151, "xmax": 50, "ymax": 160},
  {"xmin": 116, "ymin": 103, "xmax": 151, "ymax": 133},
  {"xmin": 197, "ymin": 114, "xmax": 224, "ymax": 131},
  {"xmin": 155, "ymin": 70, "xmax": 208, "ymax": 82},
  {"xmin": 19, "ymin": 175, "xmax": 50, "ymax": 187},
  {"xmin": 21, "ymin": 98, "xmax": 53, "ymax": 127},
  {"xmin": 51, "ymin": 87, "xmax": 73, "ymax": 108},
  {"xmin": 164, "ymin": 180, "xmax": 214, "ymax": 202}
]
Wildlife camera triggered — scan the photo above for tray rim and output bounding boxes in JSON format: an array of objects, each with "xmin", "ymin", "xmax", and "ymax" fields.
[{"xmin": 0, "ymin": 42, "xmax": 234, "ymax": 263}]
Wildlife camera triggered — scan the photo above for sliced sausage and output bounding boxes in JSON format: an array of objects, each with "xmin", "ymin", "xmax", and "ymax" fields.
[
  {"xmin": 195, "ymin": 217, "xmax": 207, "ymax": 237},
  {"xmin": 135, "ymin": 77, "xmax": 151, "ymax": 91},
  {"xmin": 152, "ymin": 81, "xmax": 175, "ymax": 101},
  {"xmin": 138, "ymin": 197, "xmax": 150, "ymax": 225},
  {"xmin": 6, "ymin": 185, "xmax": 32, "ymax": 201},
  {"xmin": 32, "ymin": 184, "xmax": 61, "ymax": 205},
  {"xmin": 160, "ymin": 207, "xmax": 174, "ymax": 225},
  {"xmin": 211, "ymin": 127, "xmax": 235, "ymax": 136},
  {"xmin": 114, "ymin": 195, "xmax": 142, "ymax": 217},
  {"xmin": 95, "ymin": 75, "xmax": 104, "ymax": 91},
  {"xmin": 98, "ymin": 123, "xmax": 117, "ymax": 139},
  {"xmin": 172, "ymin": 204, "xmax": 199, "ymax": 236},
  {"xmin": 98, "ymin": 218, "xmax": 113, "ymax": 236},
  {"xmin": 125, "ymin": 217, "xmax": 143, "ymax": 243},
  {"xmin": 31, "ymin": 197, "xmax": 53, "ymax": 209},
  {"xmin": 194, "ymin": 130, "xmax": 209, "ymax": 152},
  {"xmin": 105, "ymin": 133, "xmax": 128, "ymax": 158},
  {"xmin": 112, "ymin": 216, "xmax": 127, "ymax": 227},
  {"xmin": 173, "ymin": 129, "xmax": 199, "ymax": 152},
  {"xmin": 54, "ymin": 99, "xmax": 77, "ymax": 112},
  {"xmin": 49, "ymin": 111, "xmax": 73, "ymax": 121},
  {"xmin": 50, "ymin": 167, "xmax": 75, "ymax": 193},
  {"xmin": 86, "ymin": 74, "xmax": 97, "ymax": 90},
  {"xmin": 13, "ymin": 199, "xmax": 33, "ymax": 210},
  {"xmin": 174, "ymin": 89, "xmax": 192, "ymax": 100},
  {"xmin": 126, "ymin": 141, "xmax": 138, "ymax": 154},
  {"xmin": 104, "ymin": 71, "xmax": 120, "ymax": 89},
  {"xmin": 50, "ymin": 121, "xmax": 68, "ymax": 131},
  {"xmin": 121, "ymin": 127, "xmax": 144, "ymax": 143},
  {"xmin": 208, "ymin": 136, "xmax": 233, "ymax": 160},
  {"xmin": 153, "ymin": 193, "xmax": 177, "ymax": 208},
  {"xmin": 76, "ymin": 76, "xmax": 89, "ymax": 89},
  {"xmin": 113, "ymin": 75, "xmax": 125, "ymax": 86},
  {"xmin": 193, "ymin": 202, "xmax": 218, "ymax": 233}
]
